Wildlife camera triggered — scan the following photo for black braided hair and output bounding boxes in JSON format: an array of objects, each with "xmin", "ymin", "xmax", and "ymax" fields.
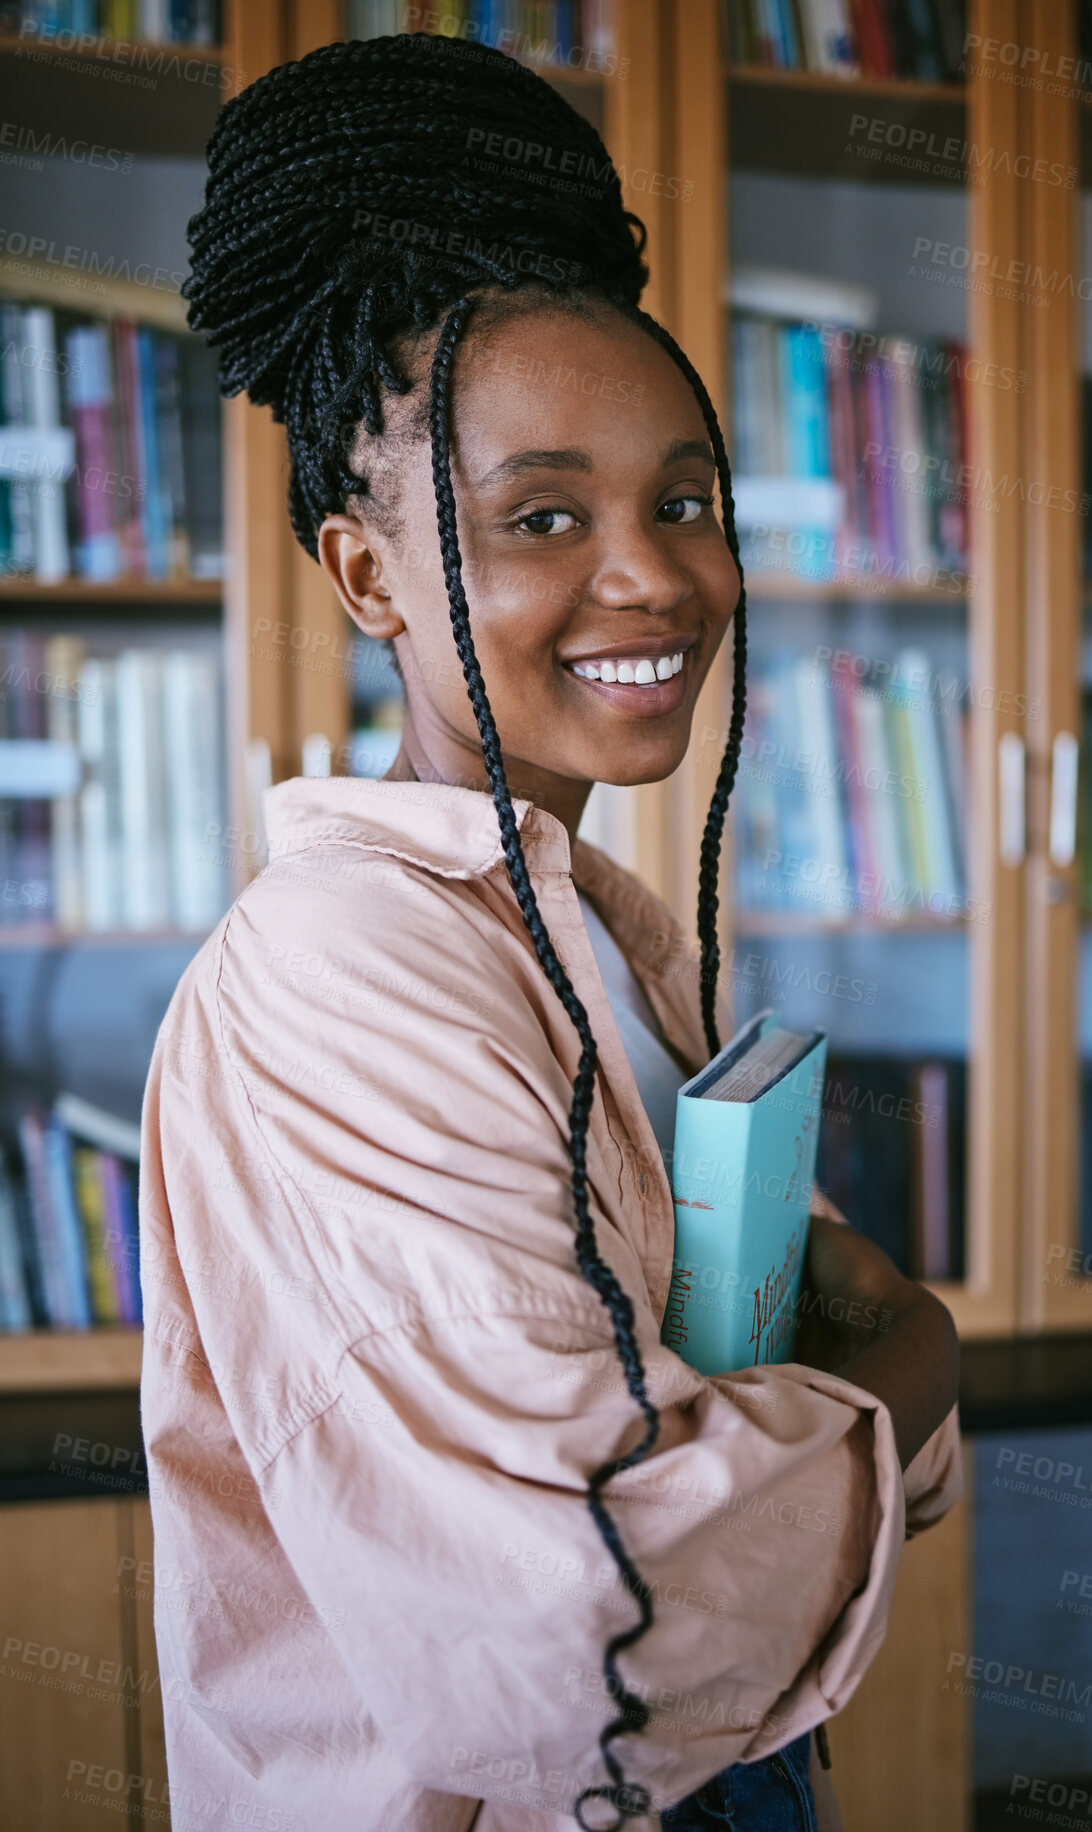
[{"xmin": 184, "ymin": 34, "xmax": 747, "ymax": 1830}]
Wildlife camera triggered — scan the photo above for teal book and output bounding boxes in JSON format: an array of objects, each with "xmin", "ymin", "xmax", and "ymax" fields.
[{"xmin": 661, "ymin": 1010, "xmax": 827, "ymax": 1375}]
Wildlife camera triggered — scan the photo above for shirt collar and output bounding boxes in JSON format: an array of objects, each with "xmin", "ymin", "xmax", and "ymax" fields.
[{"xmin": 263, "ymin": 775, "xmax": 573, "ymax": 880}]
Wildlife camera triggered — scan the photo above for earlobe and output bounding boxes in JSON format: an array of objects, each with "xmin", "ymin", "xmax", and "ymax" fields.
[{"xmin": 317, "ymin": 513, "xmax": 405, "ymax": 642}]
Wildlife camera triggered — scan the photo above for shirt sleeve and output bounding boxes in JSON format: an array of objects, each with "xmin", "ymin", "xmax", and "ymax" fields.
[
  {"xmin": 152, "ymin": 861, "xmax": 941, "ymax": 1821},
  {"xmin": 807, "ymin": 1189, "xmax": 964, "ymax": 1539}
]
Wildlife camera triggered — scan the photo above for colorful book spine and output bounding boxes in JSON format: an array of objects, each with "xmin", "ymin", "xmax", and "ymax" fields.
[
  {"xmin": 99, "ymin": 1152, "xmax": 142, "ymax": 1325},
  {"xmin": 735, "ymin": 650, "xmax": 967, "ymax": 922},
  {"xmin": 732, "ymin": 310, "xmax": 970, "ymax": 584},
  {"xmin": 72, "ymin": 1145, "xmax": 123, "ymax": 1324},
  {"xmin": 65, "ymin": 325, "xmax": 122, "ymax": 583}
]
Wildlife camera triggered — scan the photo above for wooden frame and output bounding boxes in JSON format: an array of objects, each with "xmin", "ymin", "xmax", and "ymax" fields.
[
  {"xmin": 930, "ymin": 0, "xmax": 1026, "ymax": 1338},
  {"xmin": 1019, "ymin": 0, "xmax": 1092, "ymax": 1332}
]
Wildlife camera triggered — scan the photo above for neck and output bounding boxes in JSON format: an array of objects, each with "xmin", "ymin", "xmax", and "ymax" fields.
[{"xmin": 382, "ymin": 709, "xmax": 593, "ymax": 854}]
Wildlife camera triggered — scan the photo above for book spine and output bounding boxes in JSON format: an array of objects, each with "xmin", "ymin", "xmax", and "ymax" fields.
[
  {"xmin": 154, "ymin": 333, "xmax": 188, "ymax": 578},
  {"xmin": 885, "ymin": 682, "xmax": 931, "ymax": 898},
  {"xmin": 66, "ymin": 324, "xmax": 122, "ymax": 582},
  {"xmin": 136, "ymin": 326, "xmax": 167, "ymax": 579},
  {"xmin": 44, "ymin": 632, "xmax": 85, "ymax": 931},
  {"xmin": 830, "ymin": 653, "xmax": 877, "ymax": 910},
  {"xmin": 0, "ymin": 1154, "xmax": 33, "ymax": 1330},
  {"xmin": 896, "ymin": 647, "xmax": 960, "ymax": 909},
  {"xmin": 114, "ymin": 1161, "xmax": 142, "ymax": 1324},
  {"xmin": 112, "ymin": 320, "xmax": 147, "ymax": 576},
  {"xmin": 0, "ymin": 305, "xmax": 36, "ymax": 577},
  {"xmin": 794, "ymin": 656, "xmax": 851, "ymax": 913},
  {"xmin": 7, "ymin": 630, "xmax": 53, "ymax": 922},
  {"xmin": 77, "ymin": 655, "xmax": 125, "ymax": 930},
  {"xmin": 44, "ymin": 1119, "xmax": 94, "ymax": 1327},
  {"xmin": 116, "ymin": 648, "xmax": 170, "ymax": 928},
  {"xmin": 17, "ymin": 1110, "xmax": 68, "ymax": 1325},
  {"xmin": 72, "ymin": 1144, "xmax": 122, "ymax": 1322},
  {"xmin": 22, "ymin": 306, "xmax": 70, "ymax": 583},
  {"xmin": 851, "ymin": 682, "xmax": 908, "ymax": 916},
  {"xmin": 163, "ymin": 648, "xmax": 227, "ymax": 927},
  {"xmin": 99, "ymin": 1152, "xmax": 139, "ymax": 1325}
]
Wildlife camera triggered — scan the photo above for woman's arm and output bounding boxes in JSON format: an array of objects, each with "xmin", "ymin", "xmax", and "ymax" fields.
[{"xmin": 793, "ymin": 1215, "xmax": 961, "ymax": 1472}]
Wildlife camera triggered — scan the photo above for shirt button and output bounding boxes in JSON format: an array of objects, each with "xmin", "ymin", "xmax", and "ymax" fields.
[{"xmin": 638, "ymin": 1173, "xmax": 647, "ymax": 1195}]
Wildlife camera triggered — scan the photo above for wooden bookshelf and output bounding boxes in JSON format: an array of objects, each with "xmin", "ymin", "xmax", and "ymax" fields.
[
  {"xmin": 0, "ymin": 34, "xmax": 224, "ymax": 63},
  {"xmin": 725, "ymin": 62, "xmax": 965, "ymax": 105},
  {"xmin": 0, "ymin": 925, "xmax": 210, "ymax": 949},
  {"xmin": 744, "ymin": 573, "xmax": 970, "ymax": 603},
  {"xmin": 0, "ymin": 579, "xmax": 222, "ymax": 604},
  {"xmin": 734, "ymin": 911, "xmax": 970, "ymax": 936},
  {"xmin": 0, "ymin": 1327, "xmax": 142, "ymax": 1394},
  {"xmin": 0, "ymin": 254, "xmax": 190, "ymax": 333}
]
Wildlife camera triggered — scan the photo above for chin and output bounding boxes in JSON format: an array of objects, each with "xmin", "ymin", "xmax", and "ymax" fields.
[{"xmin": 587, "ymin": 738, "xmax": 693, "ymax": 789}]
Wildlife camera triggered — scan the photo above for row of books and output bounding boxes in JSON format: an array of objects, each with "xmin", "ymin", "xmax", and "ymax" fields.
[
  {"xmin": 722, "ymin": 0, "xmax": 965, "ymax": 82},
  {"xmin": 732, "ymin": 313, "xmax": 968, "ymax": 583},
  {"xmin": 1, "ymin": 301, "xmax": 222, "ymax": 585},
  {"xmin": 734, "ymin": 646, "xmax": 967, "ymax": 919},
  {"xmin": 1, "ymin": 631, "xmax": 229, "ymax": 931},
  {"xmin": 0, "ymin": 1094, "xmax": 141, "ymax": 1331},
  {"xmin": 347, "ymin": 0, "xmax": 617, "ymax": 62},
  {"xmin": 816, "ymin": 1054, "xmax": 966, "ymax": 1282},
  {"xmin": 0, "ymin": 1, "xmax": 219, "ymax": 42}
]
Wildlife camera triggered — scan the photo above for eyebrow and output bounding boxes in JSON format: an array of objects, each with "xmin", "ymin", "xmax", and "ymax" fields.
[
  {"xmin": 661, "ymin": 438, "xmax": 716, "ymax": 467},
  {"xmin": 475, "ymin": 438, "xmax": 716, "ymax": 488},
  {"xmin": 475, "ymin": 448, "xmax": 593, "ymax": 487}
]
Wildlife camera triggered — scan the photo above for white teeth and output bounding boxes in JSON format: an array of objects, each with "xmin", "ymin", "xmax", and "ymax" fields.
[{"xmin": 570, "ymin": 649, "xmax": 687, "ymax": 685}]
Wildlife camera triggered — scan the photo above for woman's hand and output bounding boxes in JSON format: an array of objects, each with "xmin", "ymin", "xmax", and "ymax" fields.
[
  {"xmin": 793, "ymin": 1214, "xmax": 917, "ymax": 1374},
  {"xmin": 792, "ymin": 1215, "xmax": 960, "ymax": 1471}
]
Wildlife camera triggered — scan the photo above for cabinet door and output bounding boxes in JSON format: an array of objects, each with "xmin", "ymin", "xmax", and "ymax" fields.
[
  {"xmin": 712, "ymin": 0, "xmax": 1026, "ymax": 1336},
  {"xmin": 1021, "ymin": 0, "xmax": 1092, "ymax": 1334},
  {"xmin": 0, "ymin": 1499, "xmax": 137, "ymax": 1831}
]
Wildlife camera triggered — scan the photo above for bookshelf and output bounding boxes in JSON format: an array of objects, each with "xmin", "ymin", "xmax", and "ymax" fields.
[
  {"xmin": 0, "ymin": 2, "xmax": 233, "ymax": 1390},
  {"xmin": 2, "ymin": 6, "xmax": 1087, "ymax": 1832}
]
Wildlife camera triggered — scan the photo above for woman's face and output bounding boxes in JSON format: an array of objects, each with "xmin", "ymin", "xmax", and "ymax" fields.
[{"xmin": 320, "ymin": 299, "xmax": 740, "ymax": 826}]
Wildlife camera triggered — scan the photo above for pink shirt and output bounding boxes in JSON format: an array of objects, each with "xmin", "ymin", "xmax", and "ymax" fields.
[{"xmin": 139, "ymin": 775, "xmax": 962, "ymax": 1832}]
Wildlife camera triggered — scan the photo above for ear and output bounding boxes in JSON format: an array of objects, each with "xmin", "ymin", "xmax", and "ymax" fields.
[{"xmin": 317, "ymin": 513, "xmax": 404, "ymax": 642}]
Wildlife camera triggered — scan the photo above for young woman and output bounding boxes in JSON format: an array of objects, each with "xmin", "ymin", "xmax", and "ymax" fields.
[{"xmin": 139, "ymin": 32, "xmax": 962, "ymax": 1832}]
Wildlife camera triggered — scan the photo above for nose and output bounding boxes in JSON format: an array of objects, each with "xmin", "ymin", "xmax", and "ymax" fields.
[{"xmin": 588, "ymin": 515, "xmax": 692, "ymax": 618}]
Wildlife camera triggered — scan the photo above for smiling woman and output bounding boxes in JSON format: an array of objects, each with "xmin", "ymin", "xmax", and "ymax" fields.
[
  {"xmin": 138, "ymin": 30, "xmax": 962, "ymax": 1832},
  {"xmin": 318, "ymin": 303, "xmax": 741, "ymax": 813}
]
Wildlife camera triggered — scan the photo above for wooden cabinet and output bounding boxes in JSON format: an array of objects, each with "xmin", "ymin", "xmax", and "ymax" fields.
[{"xmin": 0, "ymin": 1496, "xmax": 166, "ymax": 1831}]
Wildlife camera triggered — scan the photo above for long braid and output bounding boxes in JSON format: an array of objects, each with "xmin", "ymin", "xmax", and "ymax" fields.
[
  {"xmin": 430, "ymin": 297, "xmax": 656, "ymax": 1831},
  {"xmin": 627, "ymin": 310, "xmax": 749, "ymax": 1060},
  {"xmin": 184, "ymin": 33, "xmax": 749, "ymax": 1827}
]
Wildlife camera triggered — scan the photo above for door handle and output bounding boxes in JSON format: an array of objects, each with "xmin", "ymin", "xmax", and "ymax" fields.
[
  {"xmin": 998, "ymin": 731, "xmax": 1026, "ymax": 867},
  {"xmin": 1048, "ymin": 731, "xmax": 1079, "ymax": 869}
]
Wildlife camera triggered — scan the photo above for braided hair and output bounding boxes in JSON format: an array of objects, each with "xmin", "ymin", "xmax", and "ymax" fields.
[{"xmin": 184, "ymin": 33, "xmax": 747, "ymax": 1829}]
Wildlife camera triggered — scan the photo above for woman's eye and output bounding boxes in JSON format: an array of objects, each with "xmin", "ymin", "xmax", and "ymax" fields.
[
  {"xmin": 513, "ymin": 507, "xmax": 579, "ymax": 536},
  {"xmin": 658, "ymin": 493, "xmax": 714, "ymax": 525}
]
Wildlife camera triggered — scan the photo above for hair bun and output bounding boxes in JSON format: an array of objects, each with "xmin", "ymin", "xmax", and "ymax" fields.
[{"xmin": 183, "ymin": 33, "xmax": 648, "ymax": 422}]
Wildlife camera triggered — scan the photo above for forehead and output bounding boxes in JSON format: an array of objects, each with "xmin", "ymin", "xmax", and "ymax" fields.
[{"xmin": 453, "ymin": 303, "xmax": 704, "ymax": 459}]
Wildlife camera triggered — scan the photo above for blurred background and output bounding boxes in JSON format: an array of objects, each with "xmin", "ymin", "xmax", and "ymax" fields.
[{"xmin": 0, "ymin": 1, "xmax": 1090, "ymax": 1827}]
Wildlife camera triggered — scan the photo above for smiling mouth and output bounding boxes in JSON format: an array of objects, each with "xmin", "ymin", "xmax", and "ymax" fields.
[{"xmin": 561, "ymin": 646, "xmax": 693, "ymax": 715}]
